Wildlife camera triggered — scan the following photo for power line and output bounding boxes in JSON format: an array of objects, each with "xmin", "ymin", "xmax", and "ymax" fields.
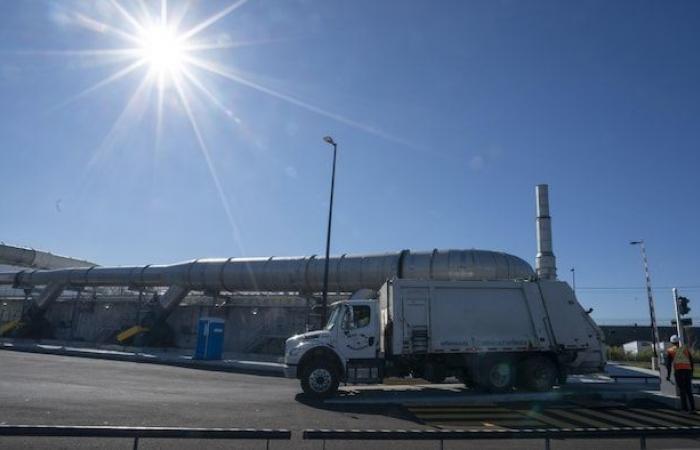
[{"xmin": 577, "ymin": 286, "xmax": 700, "ymax": 291}]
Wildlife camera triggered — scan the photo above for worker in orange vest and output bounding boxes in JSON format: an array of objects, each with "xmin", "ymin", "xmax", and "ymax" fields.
[{"xmin": 665, "ymin": 335, "xmax": 695, "ymax": 413}]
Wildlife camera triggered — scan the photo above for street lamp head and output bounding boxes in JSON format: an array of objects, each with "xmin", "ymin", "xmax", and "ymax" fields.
[
  {"xmin": 323, "ymin": 136, "xmax": 336, "ymax": 146},
  {"xmin": 630, "ymin": 240, "xmax": 643, "ymax": 246}
]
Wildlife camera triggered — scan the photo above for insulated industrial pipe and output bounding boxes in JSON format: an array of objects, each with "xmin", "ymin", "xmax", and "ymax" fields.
[
  {"xmin": 0, "ymin": 243, "xmax": 96, "ymax": 270},
  {"xmin": 0, "ymin": 249, "xmax": 534, "ymax": 292}
]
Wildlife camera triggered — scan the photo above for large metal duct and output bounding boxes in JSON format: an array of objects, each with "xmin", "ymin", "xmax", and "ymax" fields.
[
  {"xmin": 535, "ymin": 184, "xmax": 557, "ymax": 280},
  {"xmin": 0, "ymin": 243, "xmax": 96, "ymax": 270},
  {"xmin": 0, "ymin": 249, "xmax": 534, "ymax": 292}
]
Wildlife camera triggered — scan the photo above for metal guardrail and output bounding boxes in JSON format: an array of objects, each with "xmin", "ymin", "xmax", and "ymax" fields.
[
  {"xmin": 303, "ymin": 426, "xmax": 700, "ymax": 450},
  {"xmin": 0, "ymin": 425, "xmax": 291, "ymax": 449},
  {"xmin": 4, "ymin": 424, "xmax": 700, "ymax": 449}
]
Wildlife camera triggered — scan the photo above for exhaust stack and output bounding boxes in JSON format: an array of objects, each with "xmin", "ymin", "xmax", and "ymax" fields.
[{"xmin": 535, "ymin": 184, "xmax": 557, "ymax": 280}]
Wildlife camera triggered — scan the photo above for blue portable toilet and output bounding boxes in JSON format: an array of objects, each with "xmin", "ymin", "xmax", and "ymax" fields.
[{"xmin": 194, "ymin": 317, "xmax": 226, "ymax": 360}]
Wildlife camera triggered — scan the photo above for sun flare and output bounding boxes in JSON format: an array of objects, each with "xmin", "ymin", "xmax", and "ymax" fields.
[
  {"xmin": 139, "ymin": 25, "xmax": 185, "ymax": 77},
  {"xmin": 44, "ymin": 0, "xmax": 406, "ymax": 251}
]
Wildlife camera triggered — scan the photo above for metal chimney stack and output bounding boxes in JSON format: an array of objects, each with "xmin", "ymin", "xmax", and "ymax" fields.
[{"xmin": 535, "ymin": 184, "xmax": 557, "ymax": 280}]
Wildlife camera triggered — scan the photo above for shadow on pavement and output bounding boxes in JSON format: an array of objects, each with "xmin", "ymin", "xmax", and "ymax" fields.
[{"xmin": 294, "ymin": 393, "xmax": 424, "ymax": 425}]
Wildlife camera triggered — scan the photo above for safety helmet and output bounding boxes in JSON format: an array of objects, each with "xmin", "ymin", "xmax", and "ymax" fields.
[{"xmin": 670, "ymin": 335, "xmax": 680, "ymax": 344}]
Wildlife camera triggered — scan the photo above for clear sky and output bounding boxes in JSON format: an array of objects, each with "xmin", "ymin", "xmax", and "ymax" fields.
[{"xmin": 0, "ymin": 0, "xmax": 698, "ymax": 325}]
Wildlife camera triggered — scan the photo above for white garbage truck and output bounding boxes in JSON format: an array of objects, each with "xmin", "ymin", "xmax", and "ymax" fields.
[{"xmin": 284, "ymin": 277, "xmax": 605, "ymax": 398}]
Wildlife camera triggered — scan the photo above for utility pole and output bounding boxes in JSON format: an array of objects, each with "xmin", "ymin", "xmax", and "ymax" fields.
[
  {"xmin": 570, "ymin": 267, "xmax": 576, "ymax": 294},
  {"xmin": 630, "ymin": 240, "xmax": 661, "ymax": 365}
]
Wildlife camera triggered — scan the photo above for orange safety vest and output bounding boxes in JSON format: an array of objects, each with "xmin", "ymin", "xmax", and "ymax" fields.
[{"xmin": 668, "ymin": 345, "xmax": 692, "ymax": 370}]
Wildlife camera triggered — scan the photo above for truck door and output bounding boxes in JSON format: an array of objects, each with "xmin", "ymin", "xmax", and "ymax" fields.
[
  {"xmin": 403, "ymin": 292, "xmax": 429, "ymax": 353},
  {"xmin": 339, "ymin": 303, "xmax": 382, "ymax": 383}
]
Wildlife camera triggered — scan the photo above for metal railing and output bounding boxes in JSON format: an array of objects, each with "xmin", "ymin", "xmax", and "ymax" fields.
[
  {"xmin": 0, "ymin": 425, "xmax": 291, "ymax": 449},
  {"xmin": 3, "ymin": 424, "xmax": 700, "ymax": 449},
  {"xmin": 303, "ymin": 426, "xmax": 700, "ymax": 450}
]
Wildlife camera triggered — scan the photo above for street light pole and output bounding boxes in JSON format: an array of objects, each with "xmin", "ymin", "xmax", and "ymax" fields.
[
  {"xmin": 570, "ymin": 267, "xmax": 576, "ymax": 294},
  {"xmin": 630, "ymin": 240, "xmax": 661, "ymax": 362},
  {"xmin": 321, "ymin": 136, "xmax": 338, "ymax": 326}
]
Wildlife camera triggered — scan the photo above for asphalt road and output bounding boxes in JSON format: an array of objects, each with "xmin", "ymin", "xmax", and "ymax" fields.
[{"xmin": 1, "ymin": 351, "xmax": 698, "ymax": 449}]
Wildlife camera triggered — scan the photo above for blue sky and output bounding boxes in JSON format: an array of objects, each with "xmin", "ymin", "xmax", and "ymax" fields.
[{"xmin": 0, "ymin": 0, "xmax": 698, "ymax": 324}]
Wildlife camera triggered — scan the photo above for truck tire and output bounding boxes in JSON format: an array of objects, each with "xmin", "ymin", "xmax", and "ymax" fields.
[
  {"xmin": 300, "ymin": 361, "xmax": 339, "ymax": 399},
  {"xmin": 520, "ymin": 356, "xmax": 558, "ymax": 392},
  {"xmin": 480, "ymin": 359, "xmax": 516, "ymax": 392}
]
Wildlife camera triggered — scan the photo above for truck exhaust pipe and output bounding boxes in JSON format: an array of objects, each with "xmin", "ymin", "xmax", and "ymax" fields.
[{"xmin": 535, "ymin": 184, "xmax": 557, "ymax": 280}]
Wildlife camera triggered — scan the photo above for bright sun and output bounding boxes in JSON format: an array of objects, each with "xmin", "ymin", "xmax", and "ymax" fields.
[
  {"xmin": 139, "ymin": 25, "xmax": 185, "ymax": 77},
  {"xmin": 46, "ymin": 0, "xmax": 401, "ymax": 251}
]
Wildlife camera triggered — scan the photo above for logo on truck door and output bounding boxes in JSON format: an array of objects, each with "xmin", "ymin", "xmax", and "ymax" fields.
[
  {"xmin": 346, "ymin": 333, "xmax": 371, "ymax": 350},
  {"xmin": 343, "ymin": 305, "xmax": 373, "ymax": 351}
]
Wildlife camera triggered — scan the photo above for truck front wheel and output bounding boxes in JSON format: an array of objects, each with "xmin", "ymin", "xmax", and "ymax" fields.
[{"xmin": 301, "ymin": 361, "xmax": 339, "ymax": 399}]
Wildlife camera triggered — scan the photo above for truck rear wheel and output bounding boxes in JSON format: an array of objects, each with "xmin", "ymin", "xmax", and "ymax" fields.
[
  {"xmin": 481, "ymin": 359, "xmax": 516, "ymax": 392},
  {"xmin": 520, "ymin": 356, "xmax": 558, "ymax": 392},
  {"xmin": 301, "ymin": 361, "xmax": 339, "ymax": 399}
]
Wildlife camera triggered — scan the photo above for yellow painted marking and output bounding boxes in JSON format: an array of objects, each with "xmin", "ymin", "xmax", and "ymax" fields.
[
  {"xmin": 116, "ymin": 325, "xmax": 149, "ymax": 343},
  {"xmin": 409, "ymin": 407, "xmax": 509, "ymax": 413},
  {"xmin": 431, "ymin": 423, "xmax": 491, "ymax": 429},
  {"xmin": 415, "ymin": 413, "xmax": 526, "ymax": 420},
  {"xmin": 545, "ymin": 409, "xmax": 611, "ymax": 428},
  {"xmin": 431, "ymin": 420, "xmax": 499, "ymax": 426},
  {"xmin": 484, "ymin": 420, "xmax": 544, "ymax": 428},
  {"xmin": 410, "ymin": 408, "xmax": 515, "ymax": 415},
  {"xmin": 649, "ymin": 408, "xmax": 700, "ymax": 422},
  {"xmin": 521, "ymin": 411, "xmax": 578, "ymax": 429},
  {"xmin": 574, "ymin": 409, "xmax": 644, "ymax": 427},
  {"xmin": 610, "ymin": 409, "xmax": 677, "ymax": 427},
  {"xmin": 459, "ymin": 420, "xmax": 545, "ymax": 428},
  {"xmin": 630, "ymin": 408, "xmax": 700, "ymax": 426},
  {"xmin": 0, "ymin": 319, "xmax": 21, "ymax": 336}
]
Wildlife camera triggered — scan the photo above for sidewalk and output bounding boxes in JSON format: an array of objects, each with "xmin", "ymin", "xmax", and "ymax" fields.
[{"xmin": 0, "ymin": 338, "xmax": 285, "ymax": 377}]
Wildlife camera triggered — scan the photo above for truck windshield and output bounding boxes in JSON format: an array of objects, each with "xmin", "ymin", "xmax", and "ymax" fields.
[{"xmin": 324, "ymin": 305, "xmax": 341, "ymax": 330}]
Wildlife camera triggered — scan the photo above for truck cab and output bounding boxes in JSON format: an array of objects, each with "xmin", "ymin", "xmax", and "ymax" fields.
[{"xmin": 284, "ymin": 298, "xmax": 382, "ymax": 398}]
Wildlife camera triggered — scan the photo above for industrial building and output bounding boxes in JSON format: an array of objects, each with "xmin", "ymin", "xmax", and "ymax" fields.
[{"xmin": 0, "ymin": 185, "xmax": 602, "ymax": 367}]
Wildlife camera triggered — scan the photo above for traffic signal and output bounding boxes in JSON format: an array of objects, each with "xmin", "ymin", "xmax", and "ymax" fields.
[{"xmin": 678, "ymin": 296, "xmax": 691, "ymax": 316}]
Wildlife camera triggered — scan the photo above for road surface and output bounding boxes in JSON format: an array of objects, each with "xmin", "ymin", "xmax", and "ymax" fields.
[{"xmin": 0, "ymin": 351, "xmax": 698, "ymax": 449}]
